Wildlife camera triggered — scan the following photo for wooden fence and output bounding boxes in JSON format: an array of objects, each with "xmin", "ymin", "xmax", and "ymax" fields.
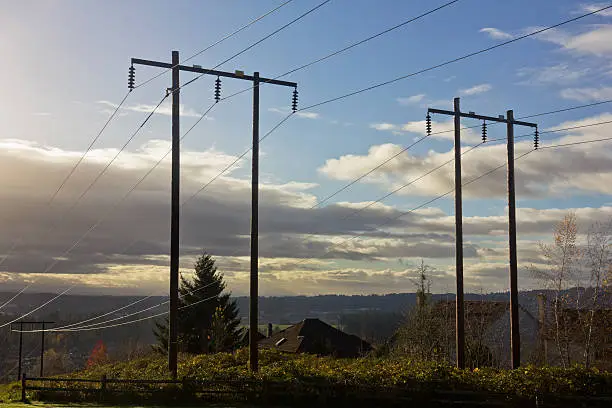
[{"xmin": 20, "ymin": 374, "xmax": 612, "ymax": 407}]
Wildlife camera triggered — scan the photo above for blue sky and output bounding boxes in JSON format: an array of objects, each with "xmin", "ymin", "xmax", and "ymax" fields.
[{"xmin": 1, "ymin": 0, "xmax": 611, "ymax": 296}]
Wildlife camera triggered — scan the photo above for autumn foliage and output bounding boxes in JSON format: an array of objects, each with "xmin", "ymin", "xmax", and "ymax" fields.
[{"xmin": 87, "ymin": 340, "xmax": 109, "ymax": 368}]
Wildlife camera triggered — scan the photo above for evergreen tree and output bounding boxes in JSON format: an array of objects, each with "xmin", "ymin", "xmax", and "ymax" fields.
[{"xmin": 154, "ymin": 253, "xmax": 242, "ymax": 354}]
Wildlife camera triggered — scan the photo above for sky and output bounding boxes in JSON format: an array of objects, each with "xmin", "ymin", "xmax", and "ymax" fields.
[{"xmin": 0, "ymin": 0, "xmax": 612, "ymax": 297}]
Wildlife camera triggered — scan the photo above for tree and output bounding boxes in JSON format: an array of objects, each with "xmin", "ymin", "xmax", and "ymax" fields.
[
  {"xmin": 393, "ymin": 261, "xmax": 452, "ymax": 362},
  {"xmin": 87, "ymin": 340, "xmax": 108, "ymax": 368},
  {"xmin": 532, "ymin": 212, "xmax": 581, "ymax": 367},
  {"xmin": 581, "ymin": 220, "xmax": 612, "ymax": 367},
  {"xmin": 154, "ymin": 252, "xmax": 242, "ymax": 354}
]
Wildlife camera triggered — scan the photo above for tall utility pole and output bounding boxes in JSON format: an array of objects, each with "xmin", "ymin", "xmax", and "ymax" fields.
[
  {"xmin": 453, "ymin": 97, "xmax": 465, "ymax": 370},
  {"xmin": 250, "ymin": 72, "xmax": 260, "ymax": 372},
  {"xmin": 129, "ymin": 53, "xmax": 297, "ymax": 375},
  {"xmin": 11, "ymin": 321, "xmax": 54, "ymax": 379},
  {"xmin": 427, "ymin": 101, "xmax": 537, "ymax": 369},
  {"xmin": 168, "ymin": 51, "xmax": 181, "ymax": 378}
]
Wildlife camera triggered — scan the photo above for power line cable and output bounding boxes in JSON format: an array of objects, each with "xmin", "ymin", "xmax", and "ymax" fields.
[
  {"xmin": 178, "ymin": 0, "xmax": 333, "ymax": 90},
  {"xmin": 24, "ymin": 0, "xmax": 462, "ymax": 278},
  {"xmin": 177, "ymin": 5, "xmax": 612, "ymax": 210},
  {"xmin": 287, "ymin": 132, "xmax": 612, "ymax": 268},
  {"xmin": 37, "ymin": 0, "xmax": 335, "ymax": 275},
  {"xmin": 133, "ymin": 0, "xmax": 294, "ymax": 90},
  {"xmin": 0, "ymin": 284, "xmax": 32, "ymax": 312},
  {"xmin": 0, "ymin": 3, "xmax": 297, "ymax": 270},
  {"xmin": 39, "ymin": 294, "xmax": 218, "ymax": 333},
  {"xmin": 299, "ymin": 4, "xmax": 612, "ymax": 112},
  {"xmin": 16, "ymin": 281, "xmax": 218, "ymax": 333},
  {"xmin": 0, "ymin": 286, "xmax": 74, "ymax": 329},
  {"xmin": 9, "ymin": 3, "xmax": 607, "ymax": 320}
]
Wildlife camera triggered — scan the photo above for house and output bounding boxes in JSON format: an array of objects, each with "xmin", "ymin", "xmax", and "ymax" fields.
[{"xmin": 258, "ymin": 318, "xmax": 372, "ymax": 358}]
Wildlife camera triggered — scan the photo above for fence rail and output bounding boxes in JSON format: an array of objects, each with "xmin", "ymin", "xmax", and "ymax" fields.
[{"xmin": 20, "ymin": 374, "xmax": 612, "ymax": 407}]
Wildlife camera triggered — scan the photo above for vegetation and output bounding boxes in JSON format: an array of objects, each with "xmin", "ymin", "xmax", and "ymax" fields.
[
  {"xmin": 532, "ymin": 213, "xmax": 612, "ymax": 368},
  {"xmin": 154, "ymin": 253, "xmax": 242, "ymax": 354},
  {"xmin": 50, "ymin": 350, "xmax": 612, "ymax": 400}
]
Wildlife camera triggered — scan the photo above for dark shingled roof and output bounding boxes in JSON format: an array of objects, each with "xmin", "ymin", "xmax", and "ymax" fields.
[{"xmin": 258, "ymin": 318, "xmax": 372, "ymax": 358}]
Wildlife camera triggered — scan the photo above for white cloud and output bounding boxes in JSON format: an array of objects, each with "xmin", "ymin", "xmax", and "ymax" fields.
[
  {"xmin": 517, "ymin": 63, "xmax": 590, "ymax": 85},
  {"xmin": 575, "ymin": 3, "xmax": 612, "ymax": 17},
  {"xmin": 560, "ymin": 86, "xmax": 612, "ymax": 102},
  {"xmin": 529, "ymin": 24, "xmax": 612, "ymax": 57},
  {"xmin": 479, "ymin": 27, "xmax": 513, "ymax": 40},
  {"xmin": 320, "ymin": 113, "xmax": 612, "ymax": 199},
  {"xmin": 459, "ymin": 83, "xmax": 492, "ymax": 96},
  {"xmin": 268, "ymin": 107, "xmax": 320, "ymax": 119},
  {"xmin": 370, "ymin": 123, "xmax": 398, "ymax": 131},
  {"xmin": 32, "ymin": 112, "xmax": 51, "ymax": 116},
  {"xmin": 370, "ymin": 119, "xmax": 481, "ymax": 143},
  {"xmin": 396, "ymin": 94, "xmax": 426, "ymax": 105},
  {"xmin": 97, "ymin": 100, "xmax": 206, "ymax": 118}
]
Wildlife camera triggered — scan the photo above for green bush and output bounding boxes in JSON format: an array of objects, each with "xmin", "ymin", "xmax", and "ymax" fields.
[{"xmin": 58, "ymin": 349, "xmax": 612, "ymax": 399}]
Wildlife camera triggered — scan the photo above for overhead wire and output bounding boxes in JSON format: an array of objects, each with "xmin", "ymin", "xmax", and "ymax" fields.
[
  {"xmin": 177, "ymin": 4, "xmax": 612, "ymax": 213},
  {"xmin": 0, "ymin": 284, "xmax": 32, "ymax": 312},
  {"xmin": 133, "ymin": 0, "xmax": 294, "ymax": 90},
  {"xmin": 7, "ymin": 3, "xmax": 609, "ymax": 323},
  {"xmin": 0, "ymin": 0, "xmax": 331, "ymax": 322},
  {"xmin": 31, "ymin": 0, "xmax": 333, "ymax": 277},
  {"xmin": 0, "ymin": 286, "xmax": 75, "ymax": 329},
  {"xmin": 16, "ymin": 281, "xmax": 218, "ymax": 333},
  {"xmin": 33, "ymin": 0, "xmax": 459, "ymax": 279},
  {"xmin": 0, "ymin": 1, "xmax": 294, "ymax": 270}
]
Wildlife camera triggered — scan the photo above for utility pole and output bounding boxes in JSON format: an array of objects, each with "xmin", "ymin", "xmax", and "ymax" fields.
[
  {"xmin": 506, "ymin": 110, "xmax": 521, "ymax": 369},
  {"xmin": 453, "ymin": 97, "xmax": 465, "ymax": 370},
  {"xmin": 129, "ymin": 54, "xmax": 297, "ymax": 374},
  {"xmin": 11, "ymin": 321, "xmax": 54, "ymax": 379},
  {"xmin": 427, "ymin": 100, "xmax": 538, "ymax": 369},
  {"xmin": 17, "ymin": 321, "xmax": 23, "ymax": 381},
  {"xmin": 40, "ymin": 322, "xmax": 45, "ymax": 377},
  {"xmin": 250, "ymin": 72, "xmax": 260, "ymax": 372}
]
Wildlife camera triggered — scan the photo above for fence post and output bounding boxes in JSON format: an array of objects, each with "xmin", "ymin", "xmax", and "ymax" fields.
[
  {"xmin": 21, "ymin": 373, "xmax": 26, "ymax": 402},
  {"xmin": 100, "ymin": 374, "xmax": 107, "ymax": 401}
]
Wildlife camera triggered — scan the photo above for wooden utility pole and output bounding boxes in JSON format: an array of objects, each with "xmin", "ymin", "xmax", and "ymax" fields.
[
  {"xmin": 427, "ymin": 101, "xmax": 537, "ymax": 369},
  {"xmin": 168, "ymin": 50, "xmax": 181, "ymax": 378},
  {"xmin": 17, "ymin": 321, "xmax": 23, "ymax": 381},
  {"xmin": 129, "ymin": 54, "xmax": 297, "ymax": 374},
  {"xmin": 453, "ymin": 97, "xmax": 466, "ymax": 370},
  {"xmin": 250, "ymin": 72, "xmax": 260, "ymax": 372},
  {"xmin": 11, "ymin": 321, "xmax": 54, "ymax": 379},
  {"xmin": 506, "ymin": 109, "xmax": 521, "ymax": 369}
]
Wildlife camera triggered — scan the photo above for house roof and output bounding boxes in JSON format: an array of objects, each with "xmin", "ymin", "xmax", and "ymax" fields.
[{"xmin": 258, "ymin": 318, "xmax": 372, "ymax": 357}]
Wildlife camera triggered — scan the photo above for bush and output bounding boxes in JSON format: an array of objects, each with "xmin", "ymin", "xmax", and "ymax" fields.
[{"xmin": 59, "ymin": 349, "xmax": 612, "ymax": 399}]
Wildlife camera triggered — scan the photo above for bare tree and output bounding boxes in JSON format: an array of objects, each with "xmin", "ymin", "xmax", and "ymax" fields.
[
  {"xmin": 581, "ymin": 220, "xmax": 612, "ymax": 367},
  {"xmin": 532, "ymin": 212, "xmax": 580, "ymax": 367}
]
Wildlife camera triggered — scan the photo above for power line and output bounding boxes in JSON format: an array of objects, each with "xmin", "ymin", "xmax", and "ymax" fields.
[
  {"xmin": 299, "ymin": 4, "xmax": 612, "ymax": 112},
  {"xmin": 0, "ymin": 92, "xmax": 132, "ymax": 270},
  {"xmin": 17, "ymin": 281, "xmax": 219, "ymax": 333},
  {"xmin": 178, "ymin": 0, "xmax": 333, "ymax": 90},
  {"xmin": 0, "ymin": 286, "xmax": 74, "ymax": 329},
  {"xmin": 36, "ymin": 0, "xmax": 335, "ymax": 277},
  {"xmin": 209, "ymin": 0, "xmax": 462, "ymax": 103},
  {"xmin": 8, "ymin": 3, "xmax": 607, "ymax": 321},
  {"xmin": 289, "ymin": 132, "xmax": 612, "ymax": 268},
  {"xmin": 133, "ymin": 0, "xmax": 294, "ymax": 90},
  {"xmin": 177, "ymin": 5, "xmax": 612, "ymax": 211},
  {"xmin": 18, "ymin": 0, "xmax": 460, "ymax": 281},
  {"xmin": 0, "ymin": 3, "xmax": 299, "ymax": 271},
  {"xmin": 33, "ymin": 294, "xmax": 218, "ymax": 333},
  {"xmin": 306, "ymin": 119, "xmax": 612, "ymax": 245},
  {"xmin": 0, "ymin": 284, "xmax": 31, "ymax": 312}
]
